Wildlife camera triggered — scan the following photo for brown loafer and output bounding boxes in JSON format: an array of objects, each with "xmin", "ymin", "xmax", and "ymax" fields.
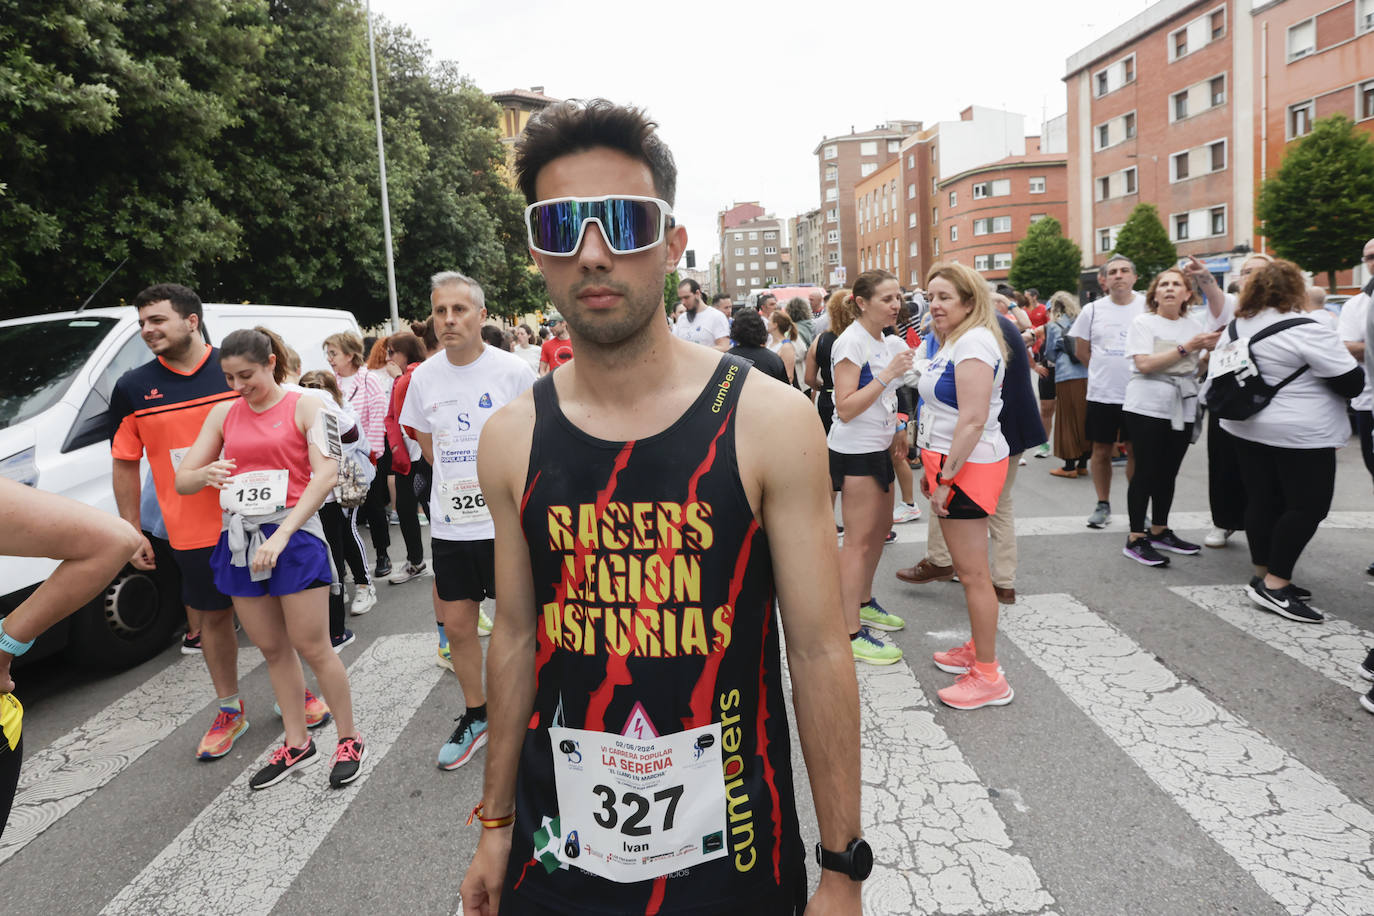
[
  {"xmin": 994, "ymin": 586, "xmax": 1016, "ymax": 604},
  {"xmin": 896, "ymin": 558, "xmax": 955, "ymax": 584},
  {"xmin": 1048, "ymin": 467, "xmax": 1077, "ymax": 478}
]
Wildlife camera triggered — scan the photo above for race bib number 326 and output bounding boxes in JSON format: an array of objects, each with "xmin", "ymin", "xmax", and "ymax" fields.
[{"xmin": 548, "ymin": 723, "xmax": 727, "ymax": 883}]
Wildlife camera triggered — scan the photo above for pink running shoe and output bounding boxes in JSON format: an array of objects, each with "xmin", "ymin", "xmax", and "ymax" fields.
[
  {"xmin": 937, "ymin": 665, "xmax": 1014, "ymax": 710},
  {"xmin": 933, "ymin": 640, "xmax": 976, "ymax": 674}
]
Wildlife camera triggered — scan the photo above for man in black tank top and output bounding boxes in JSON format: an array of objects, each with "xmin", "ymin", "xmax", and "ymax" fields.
[{"xmin": 459, "ymin": 100, "xmax": 867, "ymax": 915}]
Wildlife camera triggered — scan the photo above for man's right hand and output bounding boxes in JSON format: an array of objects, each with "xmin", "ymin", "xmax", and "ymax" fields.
[
  {"xmin": 131, "ymin": 534, "xmax": 156, "ymax": 570},
  {"xmin": 461, "ymin": 828, "xmax": 513, "ymax": 915}
]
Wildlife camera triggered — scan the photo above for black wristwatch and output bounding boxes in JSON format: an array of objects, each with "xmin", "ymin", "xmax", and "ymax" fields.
[{"xmin": 815, "ymin": 838, "xmax": 873, "ymax": 881}]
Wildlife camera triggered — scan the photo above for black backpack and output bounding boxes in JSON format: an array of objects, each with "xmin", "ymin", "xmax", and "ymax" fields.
[{"xmin": 1204, "ymin": 317, "xmax": 1313, "ymax": 420}]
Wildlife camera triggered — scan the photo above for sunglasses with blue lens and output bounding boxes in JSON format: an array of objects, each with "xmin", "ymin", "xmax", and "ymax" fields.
[{"xmin": 524, "ymin": 195, "xmax": 674, "ymax": 257}]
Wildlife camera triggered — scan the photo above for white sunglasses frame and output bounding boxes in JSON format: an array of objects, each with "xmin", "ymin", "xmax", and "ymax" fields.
[{"xmin": 524, "ymin": 194, "xmax": 675, "ymax": 257}]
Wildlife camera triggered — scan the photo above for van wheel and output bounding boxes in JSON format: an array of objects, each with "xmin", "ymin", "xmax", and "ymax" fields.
[{"xmin": 67, "ymin": 565, "xmax": 179, "ymax": 669}]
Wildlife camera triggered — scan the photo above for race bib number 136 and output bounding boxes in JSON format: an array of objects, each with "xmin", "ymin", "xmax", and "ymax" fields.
[{"xmin": 548, "ymin": 723, "xmax": 727, "ymax": 883}]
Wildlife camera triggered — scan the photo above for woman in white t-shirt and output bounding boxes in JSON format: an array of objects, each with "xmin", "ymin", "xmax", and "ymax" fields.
[
  {"xmin": 1121, "ymin": 269, "xmax": 1220, "ymax": 568},
  {"xmin": 767, "ymin": 311, "xmax": 799, "ymax": 386},
  {"xmin": 827, "ymin": 270, "xmax": 914, "ymax": 666},
  {"xmin": 914, "ymin": 262, "xmax": 1012, "ymax": 711},
  {"xmin": 511, "ymin": 324, "xmax": 543, "ymax": 373}
]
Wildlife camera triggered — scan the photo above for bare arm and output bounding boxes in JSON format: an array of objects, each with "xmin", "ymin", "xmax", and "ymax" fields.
[
  {"xmin": 175, "ymin": 401, "xmax": 233, "ymax": 495},
  {"xmin": 713, "ymin": 336, "xmax": 731, "ymax": 352},
  {"xmin": 737, "ymin": 379, "xmax": 861, "ymax": 910},
  {"xmin": 780, "ymin": 341, "xmax": 796, "ymax": 384},
  {"xmin": 936, "ymin": 360, "xmax": 994, "ymax": 481},
  {"xmin": 415, "ymin": 429, "xmax": 434, "ymax": 467},
  {"xmin": 1346, "ymin": 341, "xmax": 1366, "ymax": 361},
  {"xmin": 1132, "ymin": 330, "xmax": 1221, "ymax": 374},
  {"xmin": 803, "ymin": 337, "xmax": 821, "ymax": 391},
  {"xmin": 1183, "ymin": 255, "xmax": 1227, "ymax": 320},
  {"xmin": 461, "ymin": 397, "xmax": 538, "ymax": 916},
  {"xmin": 1075, "ymin": 337, "xmax": 1091, "ymax": 366},
  {"xmin": 832, "ymin": 348, "xmax": 913, "ymax": 423},
  {"xmin": 112, "ymin": 458, "xmax": 156, "ymax": 569}
]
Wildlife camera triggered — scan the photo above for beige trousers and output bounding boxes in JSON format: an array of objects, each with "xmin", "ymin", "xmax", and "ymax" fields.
[{"xmin": 926, "ymin": 452, "xmax": 1020, "ymax": 589}]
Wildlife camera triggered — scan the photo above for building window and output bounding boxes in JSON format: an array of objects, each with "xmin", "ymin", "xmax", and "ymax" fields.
[
  {"xmin": 934, "ymin": 238, "xmax": 940, "ymax": 256},
  {"xmin": 827, "ymin": 251, "xmax": 839, "ymax": 264},
  {"xmin": 826, "ymin": 230, "xmax": 839, "ymax": 243},
  {"xmin": 1124, "ymin": 167, "xmax": 1137, "ymax": 194},
  {"xmin": 907, "ymin": 154, "xmax": 915, "ymax": 167},
  {"xmin": 826, "ymin": 207, "xmax": 838, "ymax": 222},
  {"xmin": 1287, "ymin": 19, "xmax": 1315, "ymax": 60},
  {"xmin": 932, "ymin": 207, "xmax": 939, "ymax": 223},
  {"xmin": 888, "ymin": 140, "xmax": 900, "ymax": 153},
  {"xmin": 1030, "ymin": 213, "xmax": 1047, "ymax": 223},
  {"xmin": 1174, "ymin": 30, "xmax": 1187, "ymax": 58},
  {"xmin": 945, "ymin": 191, "xmax": 954, "ymax": 207},
  {"xmin": 1124, "ymin": 56, "xmax": 1135, "ymax": 82},
  {"xmin": 993, "ymin": 253, "xmax": 1013, "ymax": 270},
  {"xmin": 1211, "ymin": 9, "xmax": 1225, "ymax": 39},
  {"xmin": 1097, "ymin": 72, "xmax": 1109, "ymax": 96},
  {"xmin": 1175, "ymin": 215, "xmax": 1190, "ymax": 240},
  {"xmin": 860, "ymin": 162, "xmax": 878, "ymax": 177},
  {"xmin": 1029, "ymin": 176, "xmax": 1046, "ymax": 194},
  {"xmin": 1173, "ymin": 152, "xmax": 1190, "ymax": 181},
  {"xmin": 764, "ymin": 245, "xmax": 778, "ymax": 254},
  {"xmin": 748, "ymin": 232, "xmax": 758, "ymax": 240},
  {"xmin": 950, "ymin": 226, "xmax": 958, "ymax": 241},
  {"xmin": 765, "ymin": 261, "xmax": 778, "ymax": 270},
  {"xmin": 751, "ymin": 277, "xmax": 760, "ymax": 286},
  {"xmin": 974, "ymin": 255, "xmax": 991, "ymax": 270},
  {"xmin": 1098, "ymin": 176, "xmax": 1111, "ymax": 200},
  {"xmin": 1361, "ymin": 80, "xmax": 1374, "ymax": 120},
  {"xmin": 1210, "ymin": 140, "xmax": 1227, "ymax": 171},
  {"xmin": 908, "ymin": 183, "xmax": 917, "ymax": 199},
  {"xmin": 734, "ymin": 247, "xmax": 744, "ymax": 256},
  {"xmin": 824, "ymin": 144, "xmax": 837, "ymax": 159},
  {"xmin": 1125, "ymin": 112, "xmax": 1136, "ymax": 139},
  {"xmin": 1210, "ymin": 207, "xmax": 1226, "ymax": 236},
  {"xmin": 993, "ymin": 216, "xmax": 1011, "ymax": 233},
  {"xmin": 734, "ymin": 263, "xmax": 744, "ymax": 271},
  {"xmin": 859, "ymin": 140, "xmax": 877, "ymax": 156},
  {"xmin": 735, "ymin": 278, "xmax": 746, "ymax": 287},
  {"xmin": 749, "ymin": 246, "xmax": 759, "ymax": 255},
  {"xmin": 931, "ymin": 146, "xmax": 938, "ymax": 162},
  {"xmin": 825, "ymin": 187, "xmax": 838, "ymax": 201},
  {"xmin": 1289, "ymin": 100, "xmax": 1314, "ymax": 138},
  {"xmin": 1362, "ymin": 0, "xmax": 1374, "ymax": 33},
  {"xmin": 764, "ymin": 231, "xmax": 776, "ymax": 239},
  {"xmin": 908, "ymin": 213, "xmax": 917, "ymax": 228},
  {"xmin": 1097, "ymin": 124, "xmax": 1110, "ymax": 148},
  {"xmin": 825, "ymin": 165, "xmax": 837, "ymax": 181},
  {"xmin": 733, "ymin": 232, "xmax": 744, "ymax": 240},
  {"xmin": 1174, "ymin": 91, "xmax": 1189, "ymax": 121},
  {"xmin": 1099, "ymin": 228, "xmax": 1113, "ymax": 252},
  {"xmin": 1211, "ymin": 75, "xmax": 1226, "ymax": 106},
  {"xmin": 749, "ymin": 262, "xmax": 759, "ymax": 270},
  {"xmin": 909, "ymin": 241, "xmax": 919, "ymax": 257}
]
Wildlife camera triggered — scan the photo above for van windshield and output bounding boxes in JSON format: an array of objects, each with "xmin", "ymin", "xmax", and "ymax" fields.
[{"xmin": 0, "ymin": 317, "xmax": 118, "ymax": 428}]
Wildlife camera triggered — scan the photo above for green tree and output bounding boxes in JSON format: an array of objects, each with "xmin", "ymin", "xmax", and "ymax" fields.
[
  {"xmin": 664, "ymin": 270, "xmax": 681, "ymax": 315},
  {"xmin": 1007, "ymin": 216, "xmax": 1082, "ymax": 296},
  {"xmin": 1257, "ymin": 115, "xmax": 1374, "ymax": 290},
  {"xmin": 1112, "ymin": 203, "xmax": 1177, "ymax": 288},
  {"xmin": 0, "ymin": 0, "xmax": 270, "ymax": 313}
]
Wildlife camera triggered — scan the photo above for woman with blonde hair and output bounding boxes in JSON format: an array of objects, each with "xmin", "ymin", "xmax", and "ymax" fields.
[
  {"xmin": 827, "ymin": 271, "xmax": 914, "ymax": 665},
  {"xmin": 804, "ymin": 289, "xmax": 852, "ymax": 432},
  {"xmin": 1045, "ymin": 292, "xmax": 1090, "ymax": 478},
  {"xmin": 916, "ymin": 262, "xmax": 1013, "ymax": 710},
  {"xmin": 767, "ymin": 310, "xmax": 800, "ymax": 386}
]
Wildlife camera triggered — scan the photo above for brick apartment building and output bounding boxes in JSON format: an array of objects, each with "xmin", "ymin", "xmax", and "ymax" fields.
[
  {"xmin": 791, "ymin": 208, "xmax": 825, "ymax": 286},
  {"xmin": 1066, "ymin": 0, "xmax": 1374, "ymax": 291},
  {"xmin": 719, "ymin": 212, "xmax": 787, "ymax": 301},
  {"xmin": 814, "ymin": 122, "xmax": 922, "ymax": 287},
  {"xmin": 855, "ymin": 159, "xmax": 903, "ymax": 279},
  {"xmin": 488, "ymin": 86, "xmax": 559, "ymax": 184}
]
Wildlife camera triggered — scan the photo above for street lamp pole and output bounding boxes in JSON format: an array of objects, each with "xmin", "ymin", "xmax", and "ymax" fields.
[{"xmin": 365, "ymin": 0, "xmax": 400, "ymax": 333}]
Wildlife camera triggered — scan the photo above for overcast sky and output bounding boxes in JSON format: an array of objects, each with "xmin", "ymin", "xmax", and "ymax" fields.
[{"xmin": 371, "ymin": 0, "xmax": 1154, "ymax": 267}]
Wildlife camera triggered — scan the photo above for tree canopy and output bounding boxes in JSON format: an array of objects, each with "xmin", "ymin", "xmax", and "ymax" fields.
[
  {"xmin": 1112, "ymin": 204, "xmax": 1177, "ymax": 288},
  {"xmin": 0, "ymin": 0, "xmax": 537, "ymax": 324},
  {"xmin": 1256, "ymin": 115, "xmax": 1374, "ymax": 290},
  {"xmin": 1007, "ymin": 216, "xmax": 1082, "ymax": 297}
]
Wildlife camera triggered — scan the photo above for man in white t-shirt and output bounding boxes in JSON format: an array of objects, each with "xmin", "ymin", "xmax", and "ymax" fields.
[
  {"xmin": 400, "ymin": 271, "xmax": 536, "ymax": 772},
  {"xmin": 1069, "ymin": 255, "xmax": 1147, "ymax": 528},
  {"xmin": 673, "ymin": 278, "xmax": 730, "ymax": 349}
]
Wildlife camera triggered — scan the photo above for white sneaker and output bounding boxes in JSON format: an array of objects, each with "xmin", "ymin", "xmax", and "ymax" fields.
[
  {"xmin": 893, "ymin": 502, "xmax": 923, "ymax": 524},
  {"xmin": 1204, "ymin": 527, "xmax": 1232, "ymax": 548},
  {"xmin": 350, "ymin": 584, "xmax": 377, "ymax": 615}
]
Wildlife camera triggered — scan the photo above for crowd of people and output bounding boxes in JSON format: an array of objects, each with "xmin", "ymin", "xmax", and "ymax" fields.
[{"xmin": 3, "ymin": 98, "xmax": 1373, "ymax": 915}]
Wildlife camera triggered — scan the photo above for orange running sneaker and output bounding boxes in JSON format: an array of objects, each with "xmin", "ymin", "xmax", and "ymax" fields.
[
  {"xmin": 937, "ymin": 665, "xmax": 1014, "ymax": 710},
  {"xmin": 196, "ymin": 703, "xmax": 249, "ymax": 759}
]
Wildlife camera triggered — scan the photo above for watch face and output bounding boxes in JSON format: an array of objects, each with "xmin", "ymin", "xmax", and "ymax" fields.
[{"xmin": 851, "ymin": 839, "xmax": 874, "ymax": 879}]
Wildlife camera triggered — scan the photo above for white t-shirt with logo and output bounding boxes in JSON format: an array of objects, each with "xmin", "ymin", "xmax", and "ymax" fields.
[
  {"xmin": 914, "ymin": 326, "xmax": 1008, "ymax": 463},
  {"xmin": 673, "ymin": 307, "xmax": 731, "ymax": 347},
  {"xmin": 1123, "ymin": 312, "xmax": 1206, "ymax": 420},
  {"xmin": 1338, "ymin": 292, "xmax": 1372, "ymax": 411},
  {"xmin": 1068, "ymin": 293, "xmax": 1146, "ymax": 404},
  {"xmin": 399, "ymin": 346, "xmax": 536, "ymax": 541},
  {"xmin": 826, "ymin": 323, "xmax": 910, "ymax": 454}
]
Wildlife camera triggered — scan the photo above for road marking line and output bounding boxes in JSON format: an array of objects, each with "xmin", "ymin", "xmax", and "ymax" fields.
[
  {"xmin": 101, "ymin": 633, "xmax": 444, "ymax": 916},
  {"xmin": 1171, "ymin": 585, "xmax": 1372, "ymax": 696},
  {"xmin": 0, "ymin": 648, "xmax": 265, "ymax": 865},
  {"xmin": 888, "ymin": 510, "xmax": 1374, "ymax": 545},
  {"xmin": 1002, "ymin": 595, "xmax": 1374, "ymax": 916},
  {"xmin": 856, "ymin": 662, "xmax": 1057, "ymax": 915}
]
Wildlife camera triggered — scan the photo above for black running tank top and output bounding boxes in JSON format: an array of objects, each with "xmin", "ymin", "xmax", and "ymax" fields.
[{"xmin": 504, "ymin": 356, "xmax": 805, "ymax": 915}]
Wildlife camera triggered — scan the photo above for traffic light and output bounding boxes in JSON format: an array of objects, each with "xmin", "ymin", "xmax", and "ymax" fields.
[{"xmin": 685, "ymin": 250, "xmax": 696, "ymax": 269}]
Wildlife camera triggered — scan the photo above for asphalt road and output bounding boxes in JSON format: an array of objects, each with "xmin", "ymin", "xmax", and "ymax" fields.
[{"xmin": 4, "ymin": 429, "xmax": 1374, "ymax": 916}]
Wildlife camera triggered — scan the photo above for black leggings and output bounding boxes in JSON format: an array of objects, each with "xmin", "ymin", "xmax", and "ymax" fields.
[
  {"xmin": 1356, "ymin": 410, "xmax": 1374, "ymax": 484},
  {"xmin": 361, "ymin": 446, "xmax": 392, "ymax": 557},
  {"xmin": 320, "ymin": 502, "xmax": 369, "ymax": 586},
  {"xmin": 1232, "ymin": 439, "xmax": 1336, "ymax": 580},
  {"xmin": 317, "ymin": 504, "xmax": 351, "ymax": 639},
  {"xmin": 392, "ymin": 460, "xmax": 426, "ymax": 566},
  {"xmin": 1123, "ymin": 413, "xmax": 1192, "ymax": 534},
  {"xmin": 0, "ymin": 736, "xmax": 19, "ymax": 842},
  {"xmin": 1207, "ymin": 412, "xmax": 1247, "ymax": 531}
]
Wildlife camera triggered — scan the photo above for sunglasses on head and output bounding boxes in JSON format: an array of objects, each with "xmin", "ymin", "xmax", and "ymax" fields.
[{"xmin": 524, "ymin": 195, "xmax": 674, "ymax": 257}]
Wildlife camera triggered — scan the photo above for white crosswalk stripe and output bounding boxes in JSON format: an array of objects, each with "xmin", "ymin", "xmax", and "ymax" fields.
[
  {"xmin": 1172, "ymin": 584, "xmax": 1373, "ymax": 695},
  {"xmin": 888, "ymin": 510, "xmax": 1374, "ymax": 544},
  {"xmin": 0, "ymin": 647, "xmax": 265, "ymax": 865},
  {"xmin": 1001, "ymin": 594, "xmax": 1374, "ymax": 916},
  {"xmin": 100, "ymin": 633, "xmax": 444, "ymax": 916}
]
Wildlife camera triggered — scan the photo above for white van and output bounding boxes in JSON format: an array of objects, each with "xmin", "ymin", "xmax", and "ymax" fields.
[{"xmin": 0, "ymin": 303, "xmax": 362, "ymax": 669}]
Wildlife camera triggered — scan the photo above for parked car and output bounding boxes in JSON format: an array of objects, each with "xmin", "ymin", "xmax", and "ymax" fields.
[{"xmin": 0, "ymin": 303, "xmax": 361, "ymax": 670}]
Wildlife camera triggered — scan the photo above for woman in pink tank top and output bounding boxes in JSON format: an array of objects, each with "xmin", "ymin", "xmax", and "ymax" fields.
[{"xmin": 175, "ymin": 326, "xmax": 367, "ymax": 791}]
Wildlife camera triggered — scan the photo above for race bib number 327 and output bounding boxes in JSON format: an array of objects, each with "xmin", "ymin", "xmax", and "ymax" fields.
[{"xmin": 548, "ymin": 723, "xmax": 727, "ymax": 883}]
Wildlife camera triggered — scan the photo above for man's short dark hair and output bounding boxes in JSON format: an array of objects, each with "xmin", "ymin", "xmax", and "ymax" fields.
[
  {"xmin": 133, "ymin": 283, "xmax": 202, "ymax": 321},
  {"xmin": 731, "ymin": 308, "xmax": 767, "ymax": 347},
  {"xmin": 711, "ymin": 292, "xmax": 731, "ymax": 306},
  {"xmin": 515, "ymin": 99, "xmax": 678, "ymax": 207},
  {"xmin": 679, "ymin": 278, "xmax": 702, "ymax": 296}
]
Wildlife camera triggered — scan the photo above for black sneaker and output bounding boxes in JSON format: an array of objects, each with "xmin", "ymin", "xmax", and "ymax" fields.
[
  {"xmin": 181, "ymin": 630, "xmax": 203, "ymax": 655},
  {"xmin": 1245, "ymin": 578, "xmax": 1323, "ymax": 623},
  {"xmin": 1362, "ymin": 688, "xmax": 1374, "ymax": 715},
  {"xmin": 1288, "ymin": 583, "xmax": 1311, "ymax": 600},
  {"xmin": 1360, "ymin": 648, "xmax": 1374, "ymax": 682},
  {"xmin": 375, "ymin": 556, "xmax": 393, "ymax": 579},
  {"xmin": 329, "ymin": 735, "xmax": 368, "ymax": 788},
  {"xmin": 1147, "ymin": 529, "xmax": 1200, "ymax": 555},
  {"xmin": 1123, "ymin": 537, "xmax": 1169, "ymax": 567},
  {"xmin": 250, "ymin": 738, "xmax": 318, "ymax": 790},
  {"xmin": 331, "ymin": 629, "xmax": 356, "ymax": 653}
]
